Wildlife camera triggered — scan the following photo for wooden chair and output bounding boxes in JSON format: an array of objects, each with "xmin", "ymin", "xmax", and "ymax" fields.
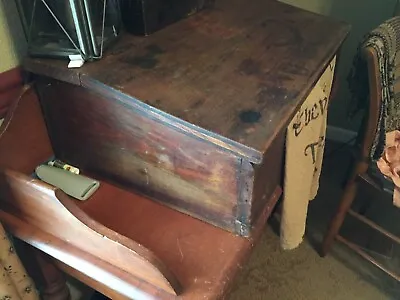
[{"xmin": 321, "ymin": 45, "xmax": 400, "ymax": 281}]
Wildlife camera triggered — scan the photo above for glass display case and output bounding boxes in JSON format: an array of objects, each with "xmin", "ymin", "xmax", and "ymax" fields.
[{"xmin": 16, "ymin": 0, "xmax": 121, "ymax": 61}]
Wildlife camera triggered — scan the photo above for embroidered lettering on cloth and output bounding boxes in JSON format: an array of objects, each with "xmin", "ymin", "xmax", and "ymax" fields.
[{"xmin": 281, "ymin": 57, "xmax": 336, "ymax": 250}]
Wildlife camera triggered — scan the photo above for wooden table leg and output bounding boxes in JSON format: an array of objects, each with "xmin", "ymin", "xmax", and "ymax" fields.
[
  {"xmin": 34, "ymin": 250, "xmax": 71, "ymax": 300},
  {"xmin": 17, "ymin": 241, "xmax": 71, "ymax": 300}
]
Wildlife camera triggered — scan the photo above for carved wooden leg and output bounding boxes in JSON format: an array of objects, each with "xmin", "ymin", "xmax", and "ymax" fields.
[
  {"xmin": 320, "ymin": 161, "xmax": 368, "ymax": 257},
  {"xmin": 34, "ymin": 250, "xmax": 71, "ymax": 300},
  {"xmin": 17, "ymin": 241, "xmax": 70, "ymax": 300}
]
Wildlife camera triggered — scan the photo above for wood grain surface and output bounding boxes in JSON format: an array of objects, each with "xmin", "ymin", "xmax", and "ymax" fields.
[
  {"xmin": 0, "ymin": 86, "xmax": 282, "ymax": 299},
  {"xmin": 25, "ymin": 0, "xmax": 349, "ymax": 162},
  {"xmin": 36, "ymin": 77, "xmax": 285, "ymax": 235},
  {"xmin": 0, "ymin": 67, "xmax": 23, "ymax": 118},
  {"xmin": 0, "ymin": 84, "xmax": 53, "ymax": 173},
  {"xmin": 77, "ymin": 180, "xmax": 282, "ymax": 299},
  {"xmin": 0, "ymin": 36, "xmax": 290, "ymax": 299},
  {"xmin": 251, "ymin": 132, "xmax": 285, "ymax": 225},
  {"xmin": 37, "ymin": 78, "xmax": 240, "ymax": 232},
  {"xmin": 0, "ymin": 179, "xmax": 280, "ymax": 299},
  {"xmin": 30, "ymin": 250, "xmax": 71, "ymax": 300},
  {"xmin": 24, "ymin": 0, "xmax": 349, "ymax": 236},
  {"xmin": 0, "ymin": 211, "xmax": 172, "ymax": 299},
  {"xmin": 0, "ymin": 170, "xmax": 181, "ymax": 295}
]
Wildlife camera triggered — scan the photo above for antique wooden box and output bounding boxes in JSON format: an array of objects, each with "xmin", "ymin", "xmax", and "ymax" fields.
[{"xmin": 25, "ymin": 0, "xmax": 349, "ymax": 236}]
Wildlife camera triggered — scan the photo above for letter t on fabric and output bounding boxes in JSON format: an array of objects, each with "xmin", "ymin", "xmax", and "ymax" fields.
[{"xmin": 281, "ymin": 57, "xmax": 336, "ymax": 250}]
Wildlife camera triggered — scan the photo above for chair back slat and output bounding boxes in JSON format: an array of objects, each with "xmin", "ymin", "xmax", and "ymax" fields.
[{"xmin": 361, "ymin": 47, "xmax": 382, "ymax": 161}]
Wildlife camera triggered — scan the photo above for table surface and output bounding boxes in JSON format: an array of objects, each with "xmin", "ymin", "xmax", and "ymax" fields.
[
  {"xmin": 77, "ymin": 180, "xmax": 281, "ymax": 299},
  {"xmin": 24, "ymin": 0, "xmax": 349, "ymax": 163}
]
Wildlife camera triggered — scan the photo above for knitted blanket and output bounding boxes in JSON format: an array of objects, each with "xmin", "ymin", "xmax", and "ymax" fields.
[{"xmin": 349, "ymin": 17, "xmax": 400, "ymax": 160}]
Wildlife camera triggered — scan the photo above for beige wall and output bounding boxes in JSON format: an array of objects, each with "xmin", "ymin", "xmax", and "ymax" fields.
[
  {"xmin": 279, "ymin": 0, "xmax": 333, "ymax": 15},
  {"xmin": 0, "ymin": 0, "xmax": 26, "ymax": 72}
]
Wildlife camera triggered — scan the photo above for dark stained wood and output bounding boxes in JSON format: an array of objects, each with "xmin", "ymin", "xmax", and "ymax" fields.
[
  {"xmin": 321, "ymin": 46, "xmax": 400, "ymax": 282},
  {"xmin": 0, "ymin": 72, "xmax": 72, "ymax": 300},
  {"xmin": 0, "ymin": 78, "xmax": 282, "ymax": 299},
  {"xmin": 1, "ymin": 1, "xmax": 349, "ymax": 296},
  {"xmin": 0, "ymin": 169, "xmax": 180, "ymax": 295},
  {"xmin": 321, "ymin": 46, "xmax": 400, "ymax": 284},
  {"xmin": 25, "ymin": 0, "xmax": 350, "ymax": 163},
  {"xmin": 322, "ymin": 47, "xmax": 381, "ymax": 256},
  {"xmin": 54, "ymin": 261, "xmax": 129, "ymax": 300},
  {"xmin": 336, "ymin": 235, "xmax": 400, "ymax": 282},
  {"xmin": 36, "ymin": 76, "xmax": 284, "ymax": 235},
  {"xmin": 0, "ymin": 210, "xmax": 171, "ymax": 299},
  {"xmin": 347, "ymin": 209, "xmax": 400, "ymax": 244},
  {"xmin": 0, "ymin": 67, "xmax": 23, "ymax": 117},
  {"xmin": 0, "ymin": 67, "xmax": 22, "ymax": 93},
  {"xmin": 32, "ymin": 250, "xmax": 71, "ymax": 300},
  {"xmin": 26, "ymin": 0, "xmax": 349, "ymax": 236},
  {"xmin": 0, "ymin": 84, "xmax": 53, "ymax": 173},
  {"xmin": 61, "ymin": 189, "xmax": 282, "ymax": 300},
  {"xmin": 77, "ymin": 181, "xmax": 282, "ymax": 299},
  {"xmin": 15, "ymin": 240, "xmax": 71, "ymax": 300},
  {"xmin": 37, "ymin": 78, "xmax": 240, "ymax": 232},
  {"xmin": 0, "ymin": 184, "xmax": 280, "ymax": 300},
  {"xmin": 251, "ymin": 132, "xmax": 285, "ymax": 226}
]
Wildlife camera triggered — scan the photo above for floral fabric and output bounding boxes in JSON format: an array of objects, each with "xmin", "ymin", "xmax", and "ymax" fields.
[{"xmin": 0, "ymin": 224, "xmax": 39, "ymax": 300}]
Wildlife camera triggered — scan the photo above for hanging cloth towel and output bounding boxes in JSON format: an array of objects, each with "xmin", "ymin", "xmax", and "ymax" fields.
[{"xmin": 281, "ymin": 56, "xmax": 336, "ymax": 250}]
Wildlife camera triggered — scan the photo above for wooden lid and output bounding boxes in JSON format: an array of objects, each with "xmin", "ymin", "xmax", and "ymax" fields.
[{"xmin": 24, "ymin": 0, "xmax": 349, "ymax": 163}]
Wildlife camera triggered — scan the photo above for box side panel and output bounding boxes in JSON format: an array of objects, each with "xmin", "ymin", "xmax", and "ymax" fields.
[
  {"xmin": 250, "ymin": 132, "xmax": 285, "ymax": 225},
  {"xmin": 36, "ymin": 78, "xmax": 240, "ymax": 231}
]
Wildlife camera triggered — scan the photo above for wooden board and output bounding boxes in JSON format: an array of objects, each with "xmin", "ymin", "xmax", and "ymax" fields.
[
  {"xmin": 77, "ymin": 181, "xmax": 282, "ymax": 299},
  {"xmin": 37, "ymin": 78, "xmax": 240, "ymax": 231},
  {"xmin": 0, "ymin": 81, "xmax": 283, "ymax": 299},
  {"xmin": 0, "ymin": 84, "xmax": 53, "ymax": 173},
  {"xmin": 0, "ymin": 170, "xmax": 180, "ymax": 295},
  {"xmin": 251, "ymin": 132, "xmax": 285, "ymax": 225},
  {"xmin": 24, "ymin": 0, "xmax": 350, "ymax": 163},
  {"xmin": 0, "ymin": 176, "xmax": 281, "ymax": 299},
  {"xmin": 0, "ymin": 67, "xmax": 23, "ymax": 117}
]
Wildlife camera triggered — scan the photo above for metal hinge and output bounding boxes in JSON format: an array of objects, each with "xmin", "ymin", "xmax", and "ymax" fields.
[{"xmin": 234, "ymin": 220, "xmax": 250, "ymax": 237}]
